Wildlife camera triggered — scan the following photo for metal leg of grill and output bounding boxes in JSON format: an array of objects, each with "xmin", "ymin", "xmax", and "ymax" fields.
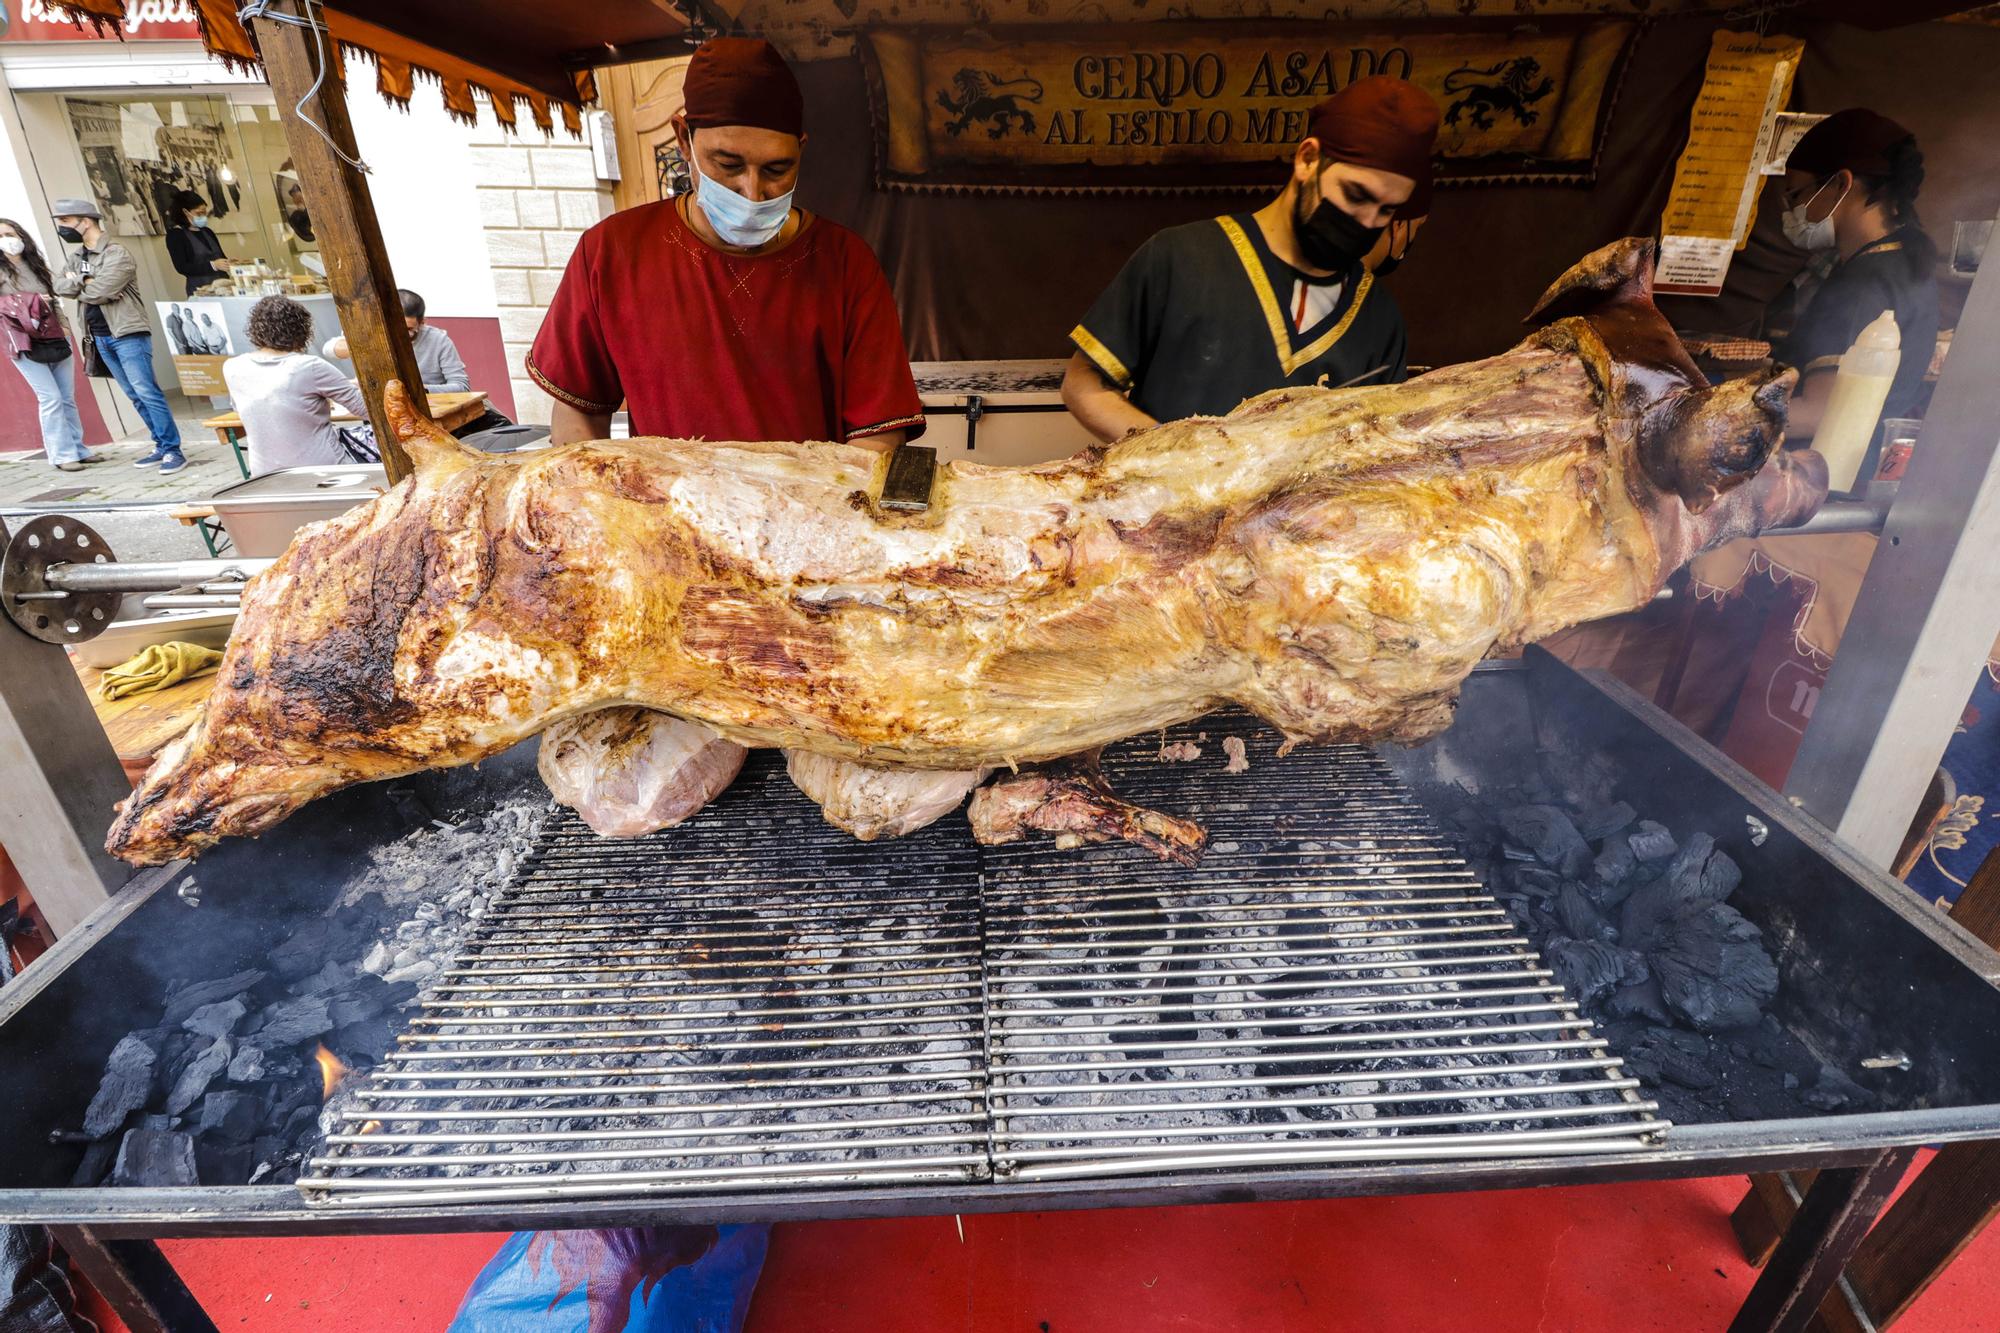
[
  {"xmin": 47, "ymin": 1226, "xmax": 218, "ymax": 1333},
  {"xmin": 1726, "ymin": 1148, "xmax": 1918, "ymax": 1333}
]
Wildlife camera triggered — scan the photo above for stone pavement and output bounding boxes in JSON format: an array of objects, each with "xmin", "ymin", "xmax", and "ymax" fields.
[{"xmin": 0, "ymin": 413, "xmax": 240, "ymax": 509}]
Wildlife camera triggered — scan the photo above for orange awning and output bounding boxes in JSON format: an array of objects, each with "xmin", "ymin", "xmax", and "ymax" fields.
[{"xmin": 46, "ymin": 0, "xmax": 693, "ymax": 133}]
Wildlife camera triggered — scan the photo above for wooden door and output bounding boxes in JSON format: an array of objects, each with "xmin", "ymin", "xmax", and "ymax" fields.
[{"xmin": 601, "ymin": 57, "xmax": 690, "ymax": 215}]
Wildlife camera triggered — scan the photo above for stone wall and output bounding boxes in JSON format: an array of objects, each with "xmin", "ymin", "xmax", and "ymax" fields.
[{"xmin": 466, "ymin": 119, "xmax": 614, "ymax": 426}]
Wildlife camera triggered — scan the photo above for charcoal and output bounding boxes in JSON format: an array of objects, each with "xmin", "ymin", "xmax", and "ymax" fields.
[
  {"xmin": 1637, "ymin": 1027, "xmax": 1720, "ymax": 1090},
  {"xmin": 1592, "ymin": 838, "xmax": 1636, "ymax": 894},
  {"xmin": 161, "ymin": 970, "xmax": 267, "ymax": 1026},
  {"xmin": 71, "ymin": 1138, "xmax": 118, "ymax": 1186},
  {"xmin": 1804, "ymin": 1063, "xmax": 1871, "ymax": 1112},
  {"xmin": 110, "ymin": 1128, "xmax": 197, "ymax": 1187},
  {"xmin": 328, "ymin": 1017, "xmax": 395, "ymax": 1066},
  {"xmin": 1578, "ymin": 801, "xmax": 1637, "ymax": 842},
  {"xmin": 1604, "ymin": 976, "xmax": 1672, "ymax": 1025},
  {"xmin": 83, "ymin": 1034, "xmax": 161, "ymax": 1139},
  {"xmin": 181, "ymin": 997, "xmax": 249, "ymax": 1038},
  {"xmin": 1650, "ymin": 903, "xmax": 1780, "ymax": 1033},
  {"xmin": 195, "ymin": 1138, "xmax": 256, "ymax": 1186},
  {"xmin": 269, "ymin": 921, "xmax": 349, "ymax": 981},
  {"xmin": 335, "ymin": 892, "xmax": 389, "ymax": 931},
  {"xmin": 253, "ymin": 994, "xmax": 335, "ymax": 1046},
  {"xmin": 227, "ymin": 1042, "xmax": 272, "ymax": 1084},
  {"xmin": 279, "ymin": 1102, "xmax": 319, "ymax": 1146},
  {"xmin": 324, "ymin": 974, "xmax": 401, "ymax": 1028},
  {"xmin": 1500, "ymin": 805, "xmax": 1592, "ymax": 877},
  {"xmin": 164, "ymin": 1036, "xmax": 234, "ymax": 1116},
  {"xmin": 135, "ymin": 1113, "xmax": 176, "ymax": 1131},
  {"xmin": 1505, "ymin": 864, "xmax": 1565, "ymax": 900},
  {"xmin": 1557, "ymin": 881, "xmax": 1617, "ymax": 944},
  {"xmin": 299, "ymin": 960, "xmax": 352, "ymax": 995},
  {"xmin": 1618, "ymin": 834, "xmax": 1741, "ymax": 953},
  {"xmin": 196, "ymin": 1090, "xmax": 263, "ymax": 1143},
  {"xmin": 1627, "ymin": 821, "xmax": 1677, "ymax": 862},
  {"xmin": 1544, "ymin": 937, "xmax": 1645, "ymax": 1008}
]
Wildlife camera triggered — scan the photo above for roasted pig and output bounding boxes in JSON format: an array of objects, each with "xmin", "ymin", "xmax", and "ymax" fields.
[{"xmin": 107, "ymin": 239, "xmax": 1825, "ymax": 865}]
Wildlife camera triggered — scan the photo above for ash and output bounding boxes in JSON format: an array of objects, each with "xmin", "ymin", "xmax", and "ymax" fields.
[{"xmin": 69, "ymin": 791, "xmax": 551, "ymax": 1190}]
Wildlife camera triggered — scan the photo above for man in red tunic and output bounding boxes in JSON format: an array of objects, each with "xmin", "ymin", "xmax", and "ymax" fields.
[{"xmin": 528, "ymin": 37, "xmax": 924, "ymax": 450}]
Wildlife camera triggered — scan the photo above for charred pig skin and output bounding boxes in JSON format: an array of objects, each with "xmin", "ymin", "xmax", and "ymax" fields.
[{"xmin": 106, "ymin": 239, "xmax": 1825, "ymax": 865}]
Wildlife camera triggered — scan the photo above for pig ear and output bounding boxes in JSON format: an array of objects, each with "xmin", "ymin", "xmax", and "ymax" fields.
[
  {"xmin": 1524, "ymin": 237, "xmax": 1655, "ymax": 326},
  {"xmin": 1753, "ymin": 369, "xmax": 1796, "ymax": 423},
  {"xmin": 384, "ymin": 380, "xmax": 481, "ymax": 473},
  {"xmin": 1639, "ymin": 378, "xmax": 1783, "ymax": 514}
]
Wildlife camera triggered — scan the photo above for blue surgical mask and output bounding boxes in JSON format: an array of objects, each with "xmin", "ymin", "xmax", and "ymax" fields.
[
  {"xmin": 190, "ymin": 215, "xmax": 211, "ymax": 230},
  {"xmin": 693, "ymin": 163, "xmax": 793, "ymax": 249}
]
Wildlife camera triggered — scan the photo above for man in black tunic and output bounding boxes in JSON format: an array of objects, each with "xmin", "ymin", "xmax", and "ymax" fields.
[{"xmin": 1062, "ymin": 76, "xmax": 1440, "ymax": 441}]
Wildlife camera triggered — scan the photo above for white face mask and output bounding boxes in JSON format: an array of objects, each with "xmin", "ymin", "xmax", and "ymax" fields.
[
  {"xmin": 1781, "ymin": 175, "xmax": 1848, "ymax": 252},
  {"xmin": 0, "ymin": 236, "xmax": 23, "ymax": 257},
  {"xmin": 693, "ymin": 162, "xmax": 794, "ymax": 249}
]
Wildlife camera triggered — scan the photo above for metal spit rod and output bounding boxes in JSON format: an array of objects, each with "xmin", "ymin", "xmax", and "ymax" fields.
[{"xmin": 42, "ymin": 557, "xmax": 272, "ymax": 594}]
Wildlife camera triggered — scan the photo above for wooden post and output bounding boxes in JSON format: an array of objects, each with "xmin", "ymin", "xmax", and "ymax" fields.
[{"xmin": 247, "ymin": 3, "xmax": 423, "ymax": 482}]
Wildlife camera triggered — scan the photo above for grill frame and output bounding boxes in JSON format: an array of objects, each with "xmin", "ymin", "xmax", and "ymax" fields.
[{"xmin": 4, "ymin": 652, "xmax": 2000, "ymax": 1239}]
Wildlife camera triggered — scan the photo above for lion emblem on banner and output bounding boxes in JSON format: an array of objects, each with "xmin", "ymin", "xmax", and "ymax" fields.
[
  {"xmin": 1442, "ymin": 57, "xmax": 1557, "ymax": 131},
  {"xmin": 936, "ymin": 69, "xmax": 1044, "ymax": 139}
]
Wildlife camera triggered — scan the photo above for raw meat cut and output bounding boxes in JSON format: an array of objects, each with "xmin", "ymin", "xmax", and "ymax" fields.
[
  {"xmin": 107, "ymin": 239, "xmax": 1825, "ymax": 865},
  {"xmin": 537, "ymin": 707, "xmax": 746, "ymax": 838},
  {"xmin": 784, "ymin": 752, "xmax": 988, "ymax": 840}
]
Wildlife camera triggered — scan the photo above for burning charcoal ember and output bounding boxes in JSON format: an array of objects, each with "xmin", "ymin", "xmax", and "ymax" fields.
[
  {"xmin": 1578, "ymin": 801, "xmax": 1637, "ymax": 842},
  {"xmin": 196, "ymin": 1090, "xmax": 263, "ymax": 1143},
  {"xmin": 252, "ymin": 995, "xmax": 336, "ymax": 1046},
  {"xmin": 181, "ymin": 997, "xmax": 249, "ymax": 1038},
  {"xmin": 1544, "ymin": 938, "xmax": 1645, "ymax": 1008},
  {"xmin": 1556, "ymin": 882, "xmax": 1618, "ymax": 944},
  {"xmin": 1627, "ymin": 821, "xmax": 1677, "ymax": 862},
  {"xmin": 160, "ymin": 969, "xmax": 266, "ymax": 1027},
  {"xmin": 164, "ymin": 1037, "xmax": 234, "ymax": 1115},
  {"xmin": 1499, "ymin": 806, "xmax": 1592, "ymax": 878},
  {"xmin": 1650, "ymin": 904, "xmax": 1780, "ymax": 1033},
  {"xmin": 83, "ymin": 1033, "xmax": 162, "ymax": 1139},
  {"xmin": 110, "ymin": 1128, "xmax": 198, "ymax": 1187}
]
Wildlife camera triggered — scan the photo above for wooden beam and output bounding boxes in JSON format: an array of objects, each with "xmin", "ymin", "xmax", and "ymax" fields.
[{"xmin": 248, "ymin": 3, "xmax": 423, "ymax": 483}]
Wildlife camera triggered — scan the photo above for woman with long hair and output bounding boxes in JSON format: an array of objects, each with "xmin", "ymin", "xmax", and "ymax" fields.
[{"xmin": 0, "ymin": 217, "xmax": 92, "ymax": 470}]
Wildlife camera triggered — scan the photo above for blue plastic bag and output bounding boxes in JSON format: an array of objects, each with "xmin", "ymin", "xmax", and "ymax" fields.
[{"xmin": 449, "ymin": 1224, "xmax": 769, "ymax": 1333}]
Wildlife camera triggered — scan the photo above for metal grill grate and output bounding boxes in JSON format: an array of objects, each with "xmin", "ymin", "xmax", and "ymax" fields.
[{"xmin": 302, "ymin": 717, "xmax": 1664, "ymax": 1207}]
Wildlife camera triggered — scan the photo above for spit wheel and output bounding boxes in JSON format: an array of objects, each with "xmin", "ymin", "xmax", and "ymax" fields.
[{"xmin": 0, "ymin": 515, "xmax": 121, "ymax": 645}]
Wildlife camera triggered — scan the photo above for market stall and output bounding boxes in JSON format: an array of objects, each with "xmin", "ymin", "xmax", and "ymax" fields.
[{"xmin": 2, "ymin": 2, "xmax": 2000, "ymax": 1331}]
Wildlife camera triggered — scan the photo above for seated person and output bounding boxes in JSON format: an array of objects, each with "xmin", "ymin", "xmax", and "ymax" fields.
[
  {"xmin": 224, "ymin": 295, "xmax": 369, "ymax": 477},
  {"xmin": 324, "ymin": 287, "xmax": 469, "ymax": 392}
]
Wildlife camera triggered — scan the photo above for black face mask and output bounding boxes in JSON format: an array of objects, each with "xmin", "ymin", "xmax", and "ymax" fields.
[
  {"xmin": 1294, "ymin": 184, "xmax": 1383, "ymax": 274},
  {"xmin": 55, "ymin": 225, "xmax": 84, "ymax": 244}
]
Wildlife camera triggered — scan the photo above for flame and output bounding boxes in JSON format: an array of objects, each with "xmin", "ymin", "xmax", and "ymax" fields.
[{"xmin": 313, "ymin": 1044, "xmax": 349, "ymax": 1101}]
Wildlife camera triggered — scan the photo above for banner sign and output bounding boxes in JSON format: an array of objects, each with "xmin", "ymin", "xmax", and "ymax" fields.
[
  {"xmin": 861, "ymin": 20, "xmax": 1637, "ymax": 193},
  {"xmin": 0, "ymin": 0, "xmax": 200, "ymax": 41}
]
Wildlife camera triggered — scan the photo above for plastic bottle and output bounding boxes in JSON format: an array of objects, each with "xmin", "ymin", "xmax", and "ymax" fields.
[{"xmin": 1812, "ymin": 311, "xmax": 1901, "ymax": 493}]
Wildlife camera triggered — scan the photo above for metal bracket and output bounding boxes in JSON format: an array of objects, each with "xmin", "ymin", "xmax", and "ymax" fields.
[
  {"xmin": 1, "ymin": 515, "xmax": 119, "ymax": 646},
  {"xmin": 879, "ymin": 443, "xmax": 939, "ymax": 513}
]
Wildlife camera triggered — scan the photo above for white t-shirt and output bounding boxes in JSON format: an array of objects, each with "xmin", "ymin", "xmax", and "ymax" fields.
[{"xmin": 221, "ymin": 350, "xmax": 368, "ymax": 477}]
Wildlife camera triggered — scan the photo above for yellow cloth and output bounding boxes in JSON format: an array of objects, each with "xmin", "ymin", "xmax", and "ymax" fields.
[{"xmin": 99, "ymin": 642, "xmax": 223, "ymax": 700}]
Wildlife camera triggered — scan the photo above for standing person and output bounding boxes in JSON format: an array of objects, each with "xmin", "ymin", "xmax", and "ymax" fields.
[
  {"xmin": 221, "ymin": 295, "xmax": 367, "ymax": 477},
  {"xmin": 527, "ymin": 37, "xmax": 923, "ymax": 451},
  {"xmin": 164, "ymin": 189, "xmax": 230, "ymax": 297},
  {"xmin": 1063, "ymin": 76, "xmax": 1439, "ymax": 441},
  {"xmin": 0, "ymin": 218, "xmax": 94, "ymax": 471},
  {"xmin": 1766, "ymin": 108, "xmax": 1940, "ymax": 444},
  {"xmin": 49, "ymin": 197, "xmax": 186, "ymax": 473},
  {"xmin": 164, "ymin": 303, "xmax": 192, "ymax": 355}
]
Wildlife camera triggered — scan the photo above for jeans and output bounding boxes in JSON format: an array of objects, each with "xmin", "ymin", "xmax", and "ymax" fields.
[
  {"xmin": 94, "ymin": 333, "xmax": 181, "ymax": 453},
  {"xmin": 8, "ymin": 352, "xmax": 85, "ymax": 464}
]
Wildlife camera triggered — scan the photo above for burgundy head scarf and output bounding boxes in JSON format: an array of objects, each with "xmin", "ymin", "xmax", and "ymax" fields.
[
  {"xmin": 681, "ymin": 37, "xmax": 804, "ymax": 137},
  {"xmin": 1306, "ymin": 76, "xmax": 1440, "ymax": 192}
]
